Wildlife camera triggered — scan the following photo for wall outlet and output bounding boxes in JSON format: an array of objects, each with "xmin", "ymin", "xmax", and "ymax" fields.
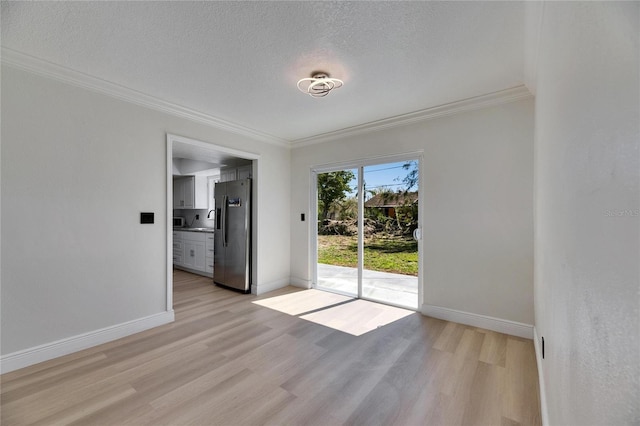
[{"xmin": 195, "ymin": 214, "xmax": 199, "ymax": 220}]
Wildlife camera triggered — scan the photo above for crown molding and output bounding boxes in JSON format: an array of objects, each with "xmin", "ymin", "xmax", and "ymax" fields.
[
  {"xmin": 2, "ymin": 47, "xmax": 533, "ymax": 150},
  {"xmin": 290, "ymin": 85, "xmax": 533, "ymax": 148},
  {"xmin": 1, "ymin": 47, "xmax": 290, "ymax": 148}
]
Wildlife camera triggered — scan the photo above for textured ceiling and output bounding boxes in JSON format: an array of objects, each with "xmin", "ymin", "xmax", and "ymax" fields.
[{"xmin": 1, "ymin": 1, "xmax": 525, "ymax": 143}]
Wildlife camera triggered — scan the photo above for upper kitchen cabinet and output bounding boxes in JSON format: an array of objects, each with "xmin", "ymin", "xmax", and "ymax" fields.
[
  {"xmin": 173, "ymin": 175, "xmax": 208, "ymax": 209},
  {"xmin": 173, "ymin": 176, "xmax": 194, "ymax": 208},
  {"xmin": 219, "ymin": 169, "xmax": 237, "ymax": 183},
  {"xmin": 219, "ymin": 165, "xmax": 252, "ymax": 182},
  {"xmin": 237, "ymin": 165, "xmax": 252, "ymax": 180},
  {"xmin": 193, "ymin": 176, "xmax": 208, "ymax": 209}
]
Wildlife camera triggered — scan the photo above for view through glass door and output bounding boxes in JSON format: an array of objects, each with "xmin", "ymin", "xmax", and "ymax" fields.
[
  {"xmin": 316, "ymin": 168, "xmax": 359, "ymax": 297},
  {"xmin": 315, "ymin": 158, "xmax": 419, "ymax": 309}
]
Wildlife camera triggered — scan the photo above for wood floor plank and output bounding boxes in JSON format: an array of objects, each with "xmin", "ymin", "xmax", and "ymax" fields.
[
  {"xmin": 461, "ymin": 361, "xmax": 505, "ymax": 425},
  {"xmin": 0, "ymin": 352, "xmax": 108, "ymax": 394},
  {"xmin": 0, "ymin": 269, "xmax": 541, "ymax": 426},
  {"xmin": 433, "ymin": 321, "xmax": 466, "ymax": 353},
  {"xmin": 392, "ymin": 349, "xmax": 452, "ymax": 426},
  {"xmin": 478, "ymin": 329, "xmax": 508, "ymax": 367},
  {"xmin": 503, "ymin": 338, "xmax": 542, "ymax": 425},
  {"xmin": 31, "ymin": 384, "xmax": 137, "ymax": 426}
]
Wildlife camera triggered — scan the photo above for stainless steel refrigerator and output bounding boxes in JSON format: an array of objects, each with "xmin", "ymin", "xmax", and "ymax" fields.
[{"xmin": 213, "ymin": 178, "xmax": 251, "ymax": 293}]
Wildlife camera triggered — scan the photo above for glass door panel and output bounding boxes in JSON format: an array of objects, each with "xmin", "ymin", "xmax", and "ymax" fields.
[
  {"xmin": 316, "ymin": 168, "xmax": 359, "ymax": 297},
  {"xmin": 362, "ymin": 161, "xmax": 419, "ymax": 309}
]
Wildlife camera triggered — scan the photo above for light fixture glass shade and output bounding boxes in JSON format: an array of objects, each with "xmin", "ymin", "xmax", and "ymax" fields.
[{"xmin": 297, "ymin": 72, "xmax": 343, "ymax": 97}]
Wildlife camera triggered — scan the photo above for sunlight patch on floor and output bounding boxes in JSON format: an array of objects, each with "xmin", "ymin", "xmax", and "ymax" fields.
[
  {"xmin": 253, "ymin": 290, "xmax": 414, "ymax": 336},
  {"xmin": 252, "ymin": 289, "xmax": 352, "ymax": 316},
  {"xmin": 300, "ymin": 299, "xmax": 414, "ymax": 336}
]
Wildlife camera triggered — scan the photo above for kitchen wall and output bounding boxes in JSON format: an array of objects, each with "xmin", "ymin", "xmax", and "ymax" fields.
[
  {"xmin": 174, "ymin": 209, "xmax": 215, "ymax": 229},
  {"xmin": 532, "ymin": 2, "xmax": 639, "ymax": 424},
  {"xmin": 1, "ymin": 65, "xmax": 291, "ymax": 363},
  {"xmin": 290, "ymin": 97, "xmax": 535, "ymax": 326}
]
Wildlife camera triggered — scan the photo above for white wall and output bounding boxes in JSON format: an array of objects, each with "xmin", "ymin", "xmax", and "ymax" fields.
[
  {"xmin": 291, "ymin": 98, "xmax": 534, "ymax": 326},
  {"xmin": 533, "ymin": 2, "xmax": 639, "ymax": 425},
  {"xmin": 1, "ymin": 66, "xmax": 291, "ymax": 357}
]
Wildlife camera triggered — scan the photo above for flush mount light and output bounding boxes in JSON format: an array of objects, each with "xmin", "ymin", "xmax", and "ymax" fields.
[{"xmin": 297, "ymin": 72, "xmax": 343, "ymax": 98}]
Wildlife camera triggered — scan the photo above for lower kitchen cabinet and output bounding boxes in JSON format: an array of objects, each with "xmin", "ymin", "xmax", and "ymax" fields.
[
  {"xmin": 173, "ymin": 231, "xmax": 213, "ymax": 277},
  {"xmin": 172, "ymin": 232, "xmax": 184, "ymax": 265},
  {"xmin": 183, "ymin": 241, "xmax": 206, "ymax": 270},
  {"xmin": 205, "ymin": 233, "xmax": 214, "ymax": 274}
]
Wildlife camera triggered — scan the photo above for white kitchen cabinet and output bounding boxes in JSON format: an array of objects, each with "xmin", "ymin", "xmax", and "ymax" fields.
[
  {"xmin": 194, "ymin": 175, "xmax": 208, "ymax": 209},
  {"xmin": 205, "ymin": 233, "xmax": 214, "ymax": 275},
  {"xmin": 173, "ymin": 175, "xmax": 209, "ymax": 209},
  {"xmin": 219, "ymin": 169, "xmax": 237, "ymax": 182},
  {"xmin": 173, "ymin": 176, "xmax": 195, "ymax": 208},
  {"xmin": 172, "ymin": 232, "xmax": 184, "ymax": 266},
  {"xmin": 173, "ymin": 231, "xmax": 211, "ymax": 277},
  {"xmin": 236, "ymin": 165, "xmax": 252, "ymax": 180},
  {"xmin": 183, "ymin": 240, "xmax": 206, "ymax": 270},
  {"xmin": 219, "ymin": 165, "xmax": 252, "ymax": 182}
]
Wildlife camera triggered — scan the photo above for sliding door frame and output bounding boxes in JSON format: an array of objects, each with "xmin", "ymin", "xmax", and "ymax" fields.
[{"xmin": 311, "ymin": 151, "xmax": 424, "ymax": 310}]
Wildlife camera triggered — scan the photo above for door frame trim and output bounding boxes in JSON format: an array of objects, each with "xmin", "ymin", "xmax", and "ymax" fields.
[
  {"xmin": 166, "ymin": 134, "xmax": 260, "ymax": 309},
  {"xmin": 311, "ymin": 151, "xmax": 424, "ymax": 310}
]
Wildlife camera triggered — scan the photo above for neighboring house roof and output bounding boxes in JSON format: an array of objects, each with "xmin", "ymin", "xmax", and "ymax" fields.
[{"xmin": 364, "ymin": 192, "xmax": 418, "ymax": 208}]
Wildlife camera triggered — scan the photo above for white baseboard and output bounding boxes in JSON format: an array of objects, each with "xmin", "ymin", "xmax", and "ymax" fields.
[
  {"xmin": 289, "ymin": 276, "xmax": 312, "ymax": 289},
  {"xmin": 251, "ymin": 278, "xmax": 289, "ymax": 295},
  {"xmin": 420, "ymin": 304, "xmax": 533, "ymax": 339},
  {"xmin": 533, "ymin": 327, "xmax": 550, "ymax": 426},
  {"xmin": 0, "ymin": 310, "xmax": 175, "ymax": 374}
]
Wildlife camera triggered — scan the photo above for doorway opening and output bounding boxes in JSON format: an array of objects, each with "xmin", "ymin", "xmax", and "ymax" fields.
[
  {"xmin": 313, "ymin": 155, "xmax": 422, "ymax": 310},
  {"xmin": 166, "ymin": 134, "xmax": 260, "ymax": 310}
]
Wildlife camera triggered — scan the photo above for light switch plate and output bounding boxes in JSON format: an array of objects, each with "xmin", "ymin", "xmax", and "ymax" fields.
[{"xmin": 140, "ymin": 212, "xmax": 154, "ymax": 224}]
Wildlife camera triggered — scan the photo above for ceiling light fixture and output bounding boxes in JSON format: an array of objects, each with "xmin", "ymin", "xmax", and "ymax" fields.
[{"xmin": 297, "ymin": 72, "xmax": 343, "ymax": 98}]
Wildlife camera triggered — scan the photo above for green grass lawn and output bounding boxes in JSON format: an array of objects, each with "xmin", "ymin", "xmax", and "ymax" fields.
[{"xmin": 318, "ymin": 235, "xmax": 418, "ymax": 276}]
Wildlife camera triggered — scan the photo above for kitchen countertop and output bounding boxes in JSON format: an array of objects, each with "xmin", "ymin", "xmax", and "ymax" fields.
[{"xmin": 173, "ymin": 227, "xmax": 215, "ymax": 233}]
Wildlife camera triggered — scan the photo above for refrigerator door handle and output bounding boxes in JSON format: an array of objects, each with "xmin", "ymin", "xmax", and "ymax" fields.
[{"xmin": 223, "ymin": 194, "xmax": 229, "ymax": 247}]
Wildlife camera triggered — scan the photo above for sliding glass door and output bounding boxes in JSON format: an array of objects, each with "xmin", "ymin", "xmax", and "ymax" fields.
[
  {"xmin": 361, "ymin": 161, "xmax": 419, "ymax": 308},
  {"xmin": 314, "ymin": 156, "xmax": 420, "ymax": 310},
  {"xmin": 315, "ymin": 168, "xmax": 359, "ymax": 297}
]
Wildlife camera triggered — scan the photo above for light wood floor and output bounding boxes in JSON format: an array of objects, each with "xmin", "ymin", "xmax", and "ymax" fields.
[{"xmin": 1, "ymin": 270, "xmax": 541, "ymax": 425}]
